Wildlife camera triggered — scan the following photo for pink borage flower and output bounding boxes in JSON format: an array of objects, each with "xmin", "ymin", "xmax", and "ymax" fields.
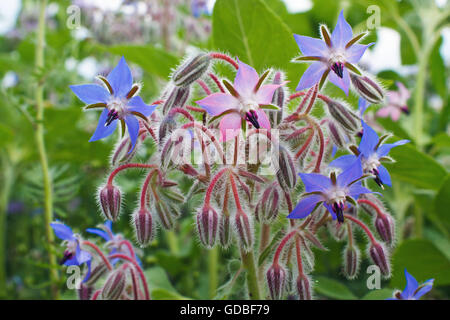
[
  {"xmin": 195, "ymin": 60, "xmax": 287, "ymax": 142},
  {"xmin": 376, "ymin": 82, "xmax": 410, "ymax": 121}
]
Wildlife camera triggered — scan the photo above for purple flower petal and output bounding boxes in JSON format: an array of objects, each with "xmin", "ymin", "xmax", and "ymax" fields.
[
  {"xmin": 50, "ymin": 222, "xmax": 75, "ymax": 241},
  {"xmin": 377, "ymin": 165, "xmax": 392, "ymax": 187},
  {"xmin": 296, "ymin": 61, "xmax": 327, "ymax": 91},
  {"xmin": 256, "ymin": 84, "xmax": 282, "ymax": 105},
  {"xmin": 376, "ymin": 139, "xmax": 410, "ymax": 158},
  {"xmin": 337, "ymin": 157, "xmax": 363, "ymax": 187},
  {"xmin": 89, "ymin": 108, "xmax": 118, "ymax": 142},
  {"xmin": 196, "ymin": 93, "xmax": 239, "ymax": 116},
  {"xmin": 287, "ymin": 194, "xmax": 324, "ymax": 219},
  {"xmin": 359, "ymin": 120, "xmax": 379, "ymax": 157},
  {"xmin": 254, "ymin": 109, "xmax": 271, "ymax": 130},
  {"xmin": 70, "ymin": 84, "xmax": 110, "ymax": 105},
  {"xmin": 402, "ymin": 269, "xmax": 419, "ymax": 299},
  {"xmin": 234, "ymin": 60, "xmax": 260, "ymax": 97},
  {"xmin": 347, "ymin": 182, "xmax": 372, "ymax": 199},
  {"xmin": 299, "ymin": 172, "xmax": 332, "ymax": 193},
  {"xmin": 86, "ymin": 228, "xmax": 111, "ymax": 241},
  {"xmin": 219, "ymin": 112, "xmax": 242, "ymax": 142},
  {"xmin": 124, "ymin": 114, "xmax": 140, "ymax": 152},
  {"xmin": 346, "ymin": 43, "xmax": 372, "ymax": 63},
  {"xmin": 329, "ymin": 154, "xmax": 358, "ymax": 170},
  {"xmin": 328, "ymin": 67, "xmax": 350, "ymax": 95},
  {"xmin": 128, "ymin": 96, "xmax": 156, "ymax": 117},
  {"xmin": 293, "ymin": 34, "xmax": 328, "ymax": 56},
  {"xmin": 331, "ymin": 10, "xmax": 353, "ymax": 48},
  {"xmin": 323, "ymin": 203, "xmax": 337, "ymax": 220},
  {"xmin": 413, "ymin": 279, "xmax": 434, "ymax": 299},
  {"xmin": 107, "ymin": 56, "xmax": 133, "ymax": 98},
  {"xmin": 358, "ymin": 97, "xmax": 370, "ymax": 116}
]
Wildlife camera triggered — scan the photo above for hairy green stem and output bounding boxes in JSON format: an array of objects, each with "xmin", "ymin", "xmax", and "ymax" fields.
[
  {"xmin": 208, "ymin": 246, "xmax": 218, "ymax": 299},
  {"xmin": 258, "ymin": 223, "xmax": 270, "ymax": 281},
  {"xmin": 35, "ymin": 0, "xmax": 58, "ymax": 299},
  {"xmin": 240, "ymin": 248, "xmax": 261, "ymax": 300},
  {"xmin": 0, "ymin": 155, "xmax": 13, "ymax": 298}
]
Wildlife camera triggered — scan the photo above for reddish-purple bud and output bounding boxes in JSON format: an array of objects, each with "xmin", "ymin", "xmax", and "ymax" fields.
[
  {"xmin": 158, "ymin": 115, "xmax": 177, "ymax": 146},
  {"xmin": 196, "ymin": 206, "xmax": 219, "ymax": 248},
  {"xmin": 296, "ymin": 274, "xmax": 312, "ymax": 300},
  {"xmin": 369, "ymin": 242, "xmax": 390, "ymax": 277},
  {"xmin": 343, "ymin": 245, "xmax": 360, "ymax": 280},
  {"xmin": 375, "ymin": 213, "xmax": 395, "ymax": 246},
  {"xmin": 266, "ymin": 263, "xmax": 286, "ymax": 300},
  {"xmin": 101, "ymin": 269, "xmax": 126, "ymax": 300},
  {"xmin": 350, "ymin": 73, "xmax": 384, "ymax": 104},
  {"xmin": 77, "ymin": 283, "xmax": 94, "ymax": 300},
  {"xmin": 219, "ymin": 214, "xmax": 232, "ymax": 248},
  {"xmin": 275, "ymin": 146, "xmax": 297, "ymax": 189},
  {"xmin": 155, "ymin": 201, "xmax": 175, "ymax": 230},
  {"xmin": 255, "ymin": 185, "xmax": 280, "ymax": 223},
  {"xmin": 325, "ymin": 99, "xmax": 360, "ymax": 133},
  {"xmin": 234, "ymin": 211, "xmax": 253, "ymax": 251},
  {"xmin": 268, "ymin": 71, "xmax": 285, "ymax": 127},
  {"xmin": 99, "ymin": 184, "xmax": 122, "ymax": 221},
  {"xmin": 132, "ymin": 208, "xmax": 154, "ymax": 247},
  {"xmin": 162, "ymin": 85, "xmax": 190, "ymax": 114},
  {"xmin": 327, "ymin": 120, "xmax": 347, "ymax": 148},
  {"xmin": 85, "ymin": 261, "xmax": 108, "ymax": 286},
  {"xmin": 172, "ymin": 53, "xmax": 211, "ymax": 87}
]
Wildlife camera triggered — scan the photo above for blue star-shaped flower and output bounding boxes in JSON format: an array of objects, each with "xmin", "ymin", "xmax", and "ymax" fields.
[
  {"xmin": 389, "ymin": 269, "xmax": 434, "ymax": 300},
  {"xmin": 288, "ymin": 158, "xmax": 372, "ymax": 223},
  {"xmin": 330, "ymin": 120, "xmax": 409, "ymax": 188},
  {"xmin": 50, "ymin": 222, "xmax": 92, "ymax": 282},
  {"xmin": 70, "ymin": 56, "xmax": 156, "ymax": 152},
  {"xmin": 293, "ymin": 10, "xmax": 373, "ymax": 94}
]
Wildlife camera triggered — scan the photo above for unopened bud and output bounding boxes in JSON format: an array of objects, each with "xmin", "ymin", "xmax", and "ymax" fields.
[
  {"xmin": 255, "ymin": 185, "xmax": 280, "ymax": 223},
  {"xmin": 219, "ymin": 214, "xmax": 232, "ymax": 248},
  {"xmin": 343, "ymin": 245, "xmax": 360, "ymax": 279},
  {"xmin": 369, "ymin": 242, "xmax": 390, "ymax": 277},
  {"xmin": 172, "ymin": 53, "xmax": 211, "ymax": 87},
  {"xmin": 359, "ymin": 194, "xmax": 386, "ymax": 216},
  {"xmin": 350, "ymin": 74, "xmax": 384, "ymax": 104},
  {"xmin": 159, "ymin": 115, "xmax": 177, "ymax": 146},
  {"xmin": 235, "ymin": 211, "xmax": 253, "ymax": 251},
  {"xmin": 155, "ymin": 201, "xmax": 175, "ymax": 230},
  {"xmin": 99, "ymin": 184, "xmax": 122, "ymax": 221},
  {"xmin": 296, "ymin": 274, "xmax": 312, "ymax": 300},
  {"xmin": 77, "ymin": 283, "xmax": 94, "ymax": 300},
  {"xmin": 275, "ymin": 146, "xmax": 297, "ymax": 189},
  {"xmin": 327, "ymin": 120, "xmax": 347, "ymax": 148},
  {"xmin": 101, "ymin": 269, "xmax": 126, "ymax": 300},
  {"xmin": 196, "ymin": 206, "xmax": 219, "ymax": 248},
  {"xmin": 375, "ymin": 213, "xmax": 395, "ymax": 246},
  {"xmin": 162, "ymin": 85, "xmax": 190, "ymax": 114},
  {"xmin": 266, "ymin": 263, "xmax": 286, "ymax": 300},
  {"xmin": 132, "ymin": 208, "xmax": 154, "ymax": 247},
  {"xmin": 328, "ymin": 221, "xmax": 347, "ymax": 241},
  {"xmin": 85, "ymin": 261, "xmax": 108, "ymax": 286},
  {"xmin": 325, "ymin": 99, "xmax": 360, "ymax": 133},
  {"xmin": 268, "ymin": 72, "xmax": 285, "ymax": 127}
]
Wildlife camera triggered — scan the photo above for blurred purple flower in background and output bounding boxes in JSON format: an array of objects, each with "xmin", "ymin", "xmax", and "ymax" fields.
[
  {"xmin": 191, "ymin": 0, "xmax": 209, "ymax": 18},
  {"xmin": 377, "ymin": 82, "xmax": 410, "ymax": 121}
]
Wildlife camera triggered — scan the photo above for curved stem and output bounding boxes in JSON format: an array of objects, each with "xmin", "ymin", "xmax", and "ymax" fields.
[
  {"xmin": 344, "ymin": 214, "xmax": 376, "ymax": 244},
  {"xmin": 107, "ymin": 163, "xmax": 158, "ymax": 186},
  {"xmin": 82, "ymin": 241, "xmax": 113, "ymax": 271},
  {"xmin": 209, "ymin": 52, "xmax": 239, "ymax": 69},
  {"xmin": 204, "ymin": 167, "xmax": 230, "ymax": 206}
]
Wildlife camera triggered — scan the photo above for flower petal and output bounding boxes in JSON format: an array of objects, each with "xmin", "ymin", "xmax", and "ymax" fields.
[
  {"xmin": 293, "ymin": 34, "xmax": 328, "ymax": 56},
  {"xmin": 359, "ymin": 120, "xmax": 379, "ymax": 157},
  {"xmin": 234, "ymin": 59, "xmax": 260, "ymax": 97},
  {"xmin": 128, "ymin": 96, "xmax": 156, "ymax": 117},
  {"xmin": 402, "ymin": 269, "xmax": 419, "ymax": 299},
  {"xmin": 107, "ymin": 56, "xmax": 133, "ymax": 98},
  {"xmin": 331, "ymin": 10, "xmax": 353, "ymax": 48},
  {"xmin": 50, "ymin": 222, "xmax": 74, "ymax": 241},
  {"xmin": 89, "ymin": 108, "xmax": 118, "ymax": 142},
  {"xmin": 125, "ymin": 115, "xmax": 140, "ymax": 152},
  {"xmin": 254, "ymin": 109, "xmax": 271, "ymax": 130},
  {"xmin": 413, "ymin": 279, "xmax": 434, "ymax": 300},
  {"xmin": 299, "ymin": 172, "xmax": 332, "ymax": 193},
  {"xmin": 346, "ymin": 43, "xmax": 372, "ymax": 63},
  {"xmin": 396, "ymin": 82, "xmax": 410, "ymax": 101},
  {"xmin": 287, "ymin": 194, "xmax": 324, "ymax": 219},
  {"xmin": 376, "ymin": 106, "xmax": 393, "ymax": 118},
  {"xmin": 86, "ymin": 228, "xmax": 111, "ymax": 241},
  {"xmin": 337, "ymin": 156, "xmax": 363, "ymax": 187},
  {"xmin": 329, "ymin": 154, "xmax": 358, "ymax": 170},
  {"xmin": 376, "ymin": 139, "xmax": 410, "ymax": 157},
  {"xmin": 196, "ymin": 93, "xmax": 239, "ymax": 116},
  {"xmin": 219, "ymin": 112, "xmax": 242, "ymax": 142},
  {"xmin": 323, "ymin": 203, "xmax": 337, "ymax": 220},
  {"xmin": 296, "ymin": 62, "xmax": 327, "ymax": 91},
  {"xmin": 377, "ymin": 165, "xmax": 392, "ymax": 187},
  {"xmin": 256, "ymin": 84, "xmax": 283, "ymax": 105},
  {"xmin": 70, "ymin": 84, "xmax": 110, "ymax": 104},
  {"xmin": 359, "ymin": 97, "xmax": 370, "ymax": 116},
  {"xmin": 328, "ymin": 66, "xmax": 350, "ymax": 95},
  {"xmin": 347, "ymin": 182, "xmax": 372, "ymax": 198}
]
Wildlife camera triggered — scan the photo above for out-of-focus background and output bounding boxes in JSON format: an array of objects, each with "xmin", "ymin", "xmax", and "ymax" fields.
[{"xmin": 0, "ymin": 0, "xmax": 449, "ymax": 300}]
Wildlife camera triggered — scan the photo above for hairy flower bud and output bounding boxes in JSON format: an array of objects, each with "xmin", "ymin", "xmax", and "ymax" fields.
[
  {"xmin": 369, "ymin": 242, "xmax": 390, "ymax": 277},
  {"xmin": 255, "ymin": 185, "xmax": 280, "ymax": 223},
  {"xmin": 327, "ymin": 120, "xmax": 347, "ymax": 148},
  {"xmin": 268, "ymin": 72, "xmax": 285, "ymax": 127},
  {"xmin": 375, "ymin": 213, "xmax": 395, "ymax": 246},
  {"xmin": 325, "ymin": 99, "xmax": 360, "ymax": 133},
  {"xmin": 132, "ymin": 208, "xmax": 154, "ymax": 247},
  {"xmin": 85, "ymin": 261, "xmax": 108, "ymax": 286},
  {"xmin": 275, "ymin": 146, "xmax": 297, "ymax": 189},
  {"xmin": 343, "ymin": 245, "xmax": 360, "ymax": 280},
  {"xmin": 155, "ymin": 201, "xmax": 175, "ymax": 230},
  {"xmin": 77, "ymin": 283, "xmax": 94, "ymax": 300},
  {"xmin": 234, "ymin": 211, "xmax": 253, "ymax": 251},
  {"xmin": 296, "ymin": 274, "xmax": 312, "ymax": 300},
  {"xmin": 162, "ymin": 85, "xmax": 190, "ymax": 114},
  {"xmin": 102, "ymin": 269, "xmax": 126, "ymax": 300},
  {"xmin": 172, "ymin": 53, "xmax": 211, "ymax": 87},
  {"xmin": 99, "ymin": 184, "xmax": 122, "ymax": 221},
  {"xmin": 350, "ymin": 74, "xmax": 384, "ymax": 104},
  {"xmin": 159, "ymin": 115, "xmax": 177, "ymax": 146},
  {"xmin": 196, "ymin": 206, "xmax": 219, "ymax": 248},
  {"xmin": 266, "ymin": 263, "xmax": 286, "ymax": 300},
  {"xmin": 219, "ymin": 214, "xmax": 232, "ymax": 248}
]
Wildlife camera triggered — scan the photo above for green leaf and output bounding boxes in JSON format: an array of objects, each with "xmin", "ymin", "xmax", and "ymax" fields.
[
  {"xmin": 361, "ymin": 289, "xmax": 394, "ymax": 300},
  {"xmin": 144, "ymin": 266, "xmax": 177, "ymax": 292},
  {"xmin": 151, "ymin": 288, "xmax": 191, "ymax": 300},
  {"xmin": 430, "ymin": 37, "xmax": 447, "ymax": 99},
  {"xmin": 433, "ymin": 174, "xmax": 450, "ymax": 233},
  {"xmin": 391, "ymin": 239, "xmax": 450, "ymax": 288},
  {"xmin": 384, "ymin": 142, "xmax": 447, "ymax": 190},
  {"xmin": 314, "ymin": 276, "xmax": 357, "ymax": 300}
]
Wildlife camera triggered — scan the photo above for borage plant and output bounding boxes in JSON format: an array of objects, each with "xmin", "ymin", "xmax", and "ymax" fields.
[{"xmin": 54, "ymin": 11, "xmax": 411, "ymax": 300}]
